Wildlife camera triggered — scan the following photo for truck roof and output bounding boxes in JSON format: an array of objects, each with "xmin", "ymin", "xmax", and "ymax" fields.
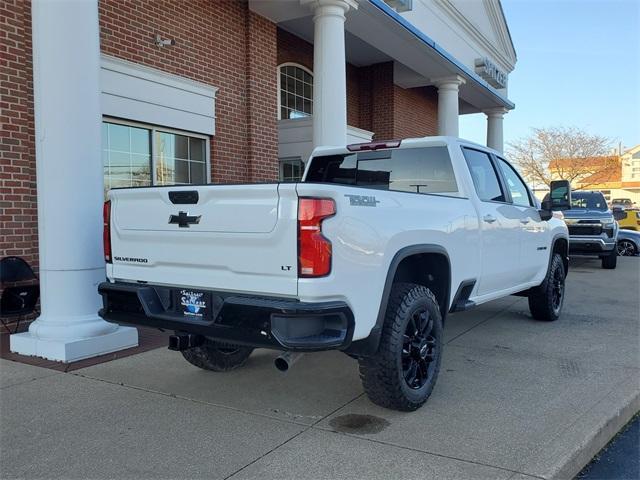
[{"xmin": 310, "ymin": 135, "xmax": 498, "ymax": 158}]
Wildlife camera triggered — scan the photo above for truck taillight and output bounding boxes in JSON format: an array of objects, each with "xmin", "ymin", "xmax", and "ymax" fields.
[
  {"xmin": 103, "ymin": 200, "xmax": 112, "ymax": 263},
  {"xmin": 298, "ymin": 198, "xmax": 336, "ymax": 278}
]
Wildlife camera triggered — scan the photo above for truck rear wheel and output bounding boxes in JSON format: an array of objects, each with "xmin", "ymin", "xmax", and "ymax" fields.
[
  {"xmin": 528, "ymin": 253, "xmax": 565, "ymax": 321},
  {"xmin": 601, "ymin": 247, "xmax": 618, "ymax": 269},
  {"xmin": 180, "ymin": 337, "xmax": 253, "ymax": 372},
  {"xmin": 358, "ymin": 283, "xmax": 443, "ymax": 411}
]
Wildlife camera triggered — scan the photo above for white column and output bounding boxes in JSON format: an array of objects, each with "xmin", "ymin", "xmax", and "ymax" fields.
[
  {"xmin": 433, "ymin": 75, "xmax": 465, "ymax": 137},
  {"xmin": 301, "ymin": 0, "xmax": 358, "ymax": 147},
  {"xmin": 11, "ymin": 0, "xmax": 137, "ymax": 362},
  {"xmin": 485, "ymin": 107, "xmax": 508, "ymax": 153}
]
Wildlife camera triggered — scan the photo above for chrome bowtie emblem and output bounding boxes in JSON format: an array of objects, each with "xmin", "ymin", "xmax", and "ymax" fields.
[{"xmin": 168, "ymin": 211, "xmax": 201, "ymax": 228}]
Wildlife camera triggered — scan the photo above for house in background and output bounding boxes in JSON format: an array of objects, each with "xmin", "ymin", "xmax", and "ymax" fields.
[
  {"xmin": 2, "ymin": 0, "xmax": 517, "ymax": 361},
  {"xmin": 546, "ymin": 145, "xmax": 640, "ymax": 204}
]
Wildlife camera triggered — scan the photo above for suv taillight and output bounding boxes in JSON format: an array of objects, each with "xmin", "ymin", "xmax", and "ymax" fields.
[
  {"xmin": 103, "ymin": 200, "xmax": 112, "ymax": 263},
  {"xmin": 298, "ymin": 198, "xmax": 336, "ymax": 277}
]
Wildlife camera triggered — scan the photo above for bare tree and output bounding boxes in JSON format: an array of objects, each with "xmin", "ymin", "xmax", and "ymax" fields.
[{"xmin": 507, "ymin": 127, "xmax": 615, "ymax": 189}]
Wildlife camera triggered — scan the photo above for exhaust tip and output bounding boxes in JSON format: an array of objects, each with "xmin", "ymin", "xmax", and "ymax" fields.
[
  {"xmin": 274, "ymin": 356, "xmax": 290, "ymax": 372},
  {"xmin": 274, "ymin": 351, "xmax": 304, "ymax": 372}
]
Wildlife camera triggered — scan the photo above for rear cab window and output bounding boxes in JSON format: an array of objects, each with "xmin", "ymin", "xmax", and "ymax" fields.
[
  {"xmin": 461, "ymin": 148, "xmax": 505, "ymax": 202},
  {"xmin": 305, "ymin": 146, "xmax": 459, "ymax": 196}
]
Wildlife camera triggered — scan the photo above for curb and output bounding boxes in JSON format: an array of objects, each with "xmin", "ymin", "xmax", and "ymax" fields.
[{"xmin": 523, "ymin": 377, "xmax": 640, "ymax": 479}]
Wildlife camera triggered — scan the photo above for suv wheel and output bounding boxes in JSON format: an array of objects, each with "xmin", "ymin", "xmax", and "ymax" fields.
[
  {"xmin": 358, "ymin": 283, "xmax": 443, "ymax": 411},
  {"xmin": 528, "ymin": 253, "xmax": 565, "ymax": 321},
  {"xmin": 602, "ymin": 247, "xmax": 618, "ymax": 269},
  {"xmin": 180, "ymin": 337, "xmax": 253, "ymax": 372}
]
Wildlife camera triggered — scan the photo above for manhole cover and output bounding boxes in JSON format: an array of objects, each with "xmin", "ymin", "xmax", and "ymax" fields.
[{"xmin": 329, "ymin": 414, "xmax": 389, "ymax": 434}]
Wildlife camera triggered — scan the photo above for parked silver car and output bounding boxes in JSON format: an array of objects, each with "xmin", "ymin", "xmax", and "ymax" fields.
[{"xmin": 617, "ymin": 229, "xmax": 640, "ymax": 256}]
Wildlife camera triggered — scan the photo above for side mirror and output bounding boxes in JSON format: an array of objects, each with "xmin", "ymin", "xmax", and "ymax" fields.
[{"xmin": 548, "ymin": 180, "xmax": 572, "ymax": 211}]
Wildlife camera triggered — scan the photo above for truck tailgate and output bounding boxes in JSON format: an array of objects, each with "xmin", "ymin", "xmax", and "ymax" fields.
[{"xmin": 108, "ymin": 184, "xmax": 298, "ymax": 296}]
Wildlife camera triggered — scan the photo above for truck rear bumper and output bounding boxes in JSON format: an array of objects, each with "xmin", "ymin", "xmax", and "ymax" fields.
[{"xmin": 98, "ymin": 282, "xmax": 354, "ymax": 352}]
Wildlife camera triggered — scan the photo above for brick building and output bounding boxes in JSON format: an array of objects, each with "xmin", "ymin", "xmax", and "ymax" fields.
[{"xmin": 1, "ymin": 0, "xmax": 516, "ymax": 360}]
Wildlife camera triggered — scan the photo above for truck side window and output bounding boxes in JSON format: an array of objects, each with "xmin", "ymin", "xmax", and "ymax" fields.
[
  {"xmin": 496, "ymin": 157, "xmax": 533, "ymax": 207},
  {"xmin": 462, "ymin": 148, "xmax": 505, "ymax": 202}
]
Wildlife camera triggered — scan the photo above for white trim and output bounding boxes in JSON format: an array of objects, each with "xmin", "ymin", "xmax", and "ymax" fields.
[
  {"xmin": 278, "ymin": 61, "xmax": 314, "ymax": 76},
  {"xmin": 430, "ymin": 0, "xmax": 516, "ymax": 72},
  {"xmin": 101, "ymin": 55, "xmax": 219, "ymax": 97},
  {"xmin": 101, "ymin": 54, "xmax": 218, "ymax": 135}
]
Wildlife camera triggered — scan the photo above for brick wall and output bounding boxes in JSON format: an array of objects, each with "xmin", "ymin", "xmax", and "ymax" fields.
[
  {"xmin": 364, "ymin": 62, "xmax": 395, "ymax": 139},
  {"xmin": 356, "ymin": 62, "xmax": 438, "ymax": 140},
  {"xmin": 277, "ymin": 28, "xmax": 313, "ymax": 71},
  {"xmin": 246, "ymin": 12, "xmax": 278, "ymax": 181},
  {"xmin": 392, "ymin": 85, "xmax": 438, "ymax": 138},
  {"xmin": 100, "ymin": 0, "xmax": 278, "ymax": 183},
  {"xmin": 0, "ymin": 0, "xmax": 38, "ymax": 269}
]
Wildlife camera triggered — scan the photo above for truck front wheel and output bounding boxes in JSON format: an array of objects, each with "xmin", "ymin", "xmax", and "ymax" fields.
[
  {"xmin": 528, "ymin": 253, "xmax": 565, "ymax": 321},
  {"xmin": 180, "ymin": 337, "xmax": 253, "ymax": 372},
  {"xmin": 601, "ymin": 247, "xmax": 618, "ymax": 269},
  {"xmin": 358, "ymin": 283, "xmax": 443, "ymax": 411}
]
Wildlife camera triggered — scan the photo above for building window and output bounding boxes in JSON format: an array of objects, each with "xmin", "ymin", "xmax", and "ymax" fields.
[
  {"xmin": 102, "ymin": 119, "xmax": 209, "ymax": 197},
  {"xmin": 155, "ymin": 132, "xmax": 206, "ymax": 185},
  {"xmin": 279, "ymin": 63, "xmax": 313, "ymax": 120},
  {"xmin": 279, "ymin": 157, "xmax": 304, "ymax": 182}
]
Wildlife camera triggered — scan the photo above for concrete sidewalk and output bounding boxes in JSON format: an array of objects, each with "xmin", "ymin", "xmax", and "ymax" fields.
[{"xmin": 1, "ymin": 258, "xmax": 638, "ymax": 479}]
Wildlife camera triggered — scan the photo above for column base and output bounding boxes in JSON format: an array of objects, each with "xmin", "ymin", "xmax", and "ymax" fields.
[{"xmin": 10, "ymin": 326, "xmax": 139, "ymax": 363}]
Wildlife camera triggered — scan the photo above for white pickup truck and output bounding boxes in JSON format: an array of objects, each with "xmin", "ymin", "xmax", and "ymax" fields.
[{"xmin": 99, "ymin": 136, "xmax": 571, "ymax": 411}]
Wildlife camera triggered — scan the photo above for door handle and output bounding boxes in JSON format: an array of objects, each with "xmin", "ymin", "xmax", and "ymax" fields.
[
  {"xmin": 483, "ymin": 214, "xmax": 497, "ymax": 224},
  {"xmin": 520, "ymin": 218, "xmax": 530, "ymax": 225}
]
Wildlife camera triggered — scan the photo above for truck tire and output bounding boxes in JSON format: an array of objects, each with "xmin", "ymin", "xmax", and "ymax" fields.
[
  {"xmin": 601, "ymin": 247, "xmax": 618, "ymax": 269},
  {"xmin": 528, "ymin": 253, "xmax": 565, "ymax": 321},
  {"xmin": 358, "ymin": 283, "xmax": 443, "ymax": 411},
  {"xmin": 180, "ymin": 337, "xmax": 253, "ymax": 372}
]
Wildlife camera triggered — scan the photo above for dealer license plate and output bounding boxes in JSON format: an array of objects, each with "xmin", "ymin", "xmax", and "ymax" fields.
[{"xmin": 178, "ymin": 289, "xmax": 209, "ymax": 319}]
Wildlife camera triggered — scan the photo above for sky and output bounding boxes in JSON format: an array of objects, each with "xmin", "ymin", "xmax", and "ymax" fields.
[{"xmin": 460, "ymin": 0, "xmax": 640, "ymax": 152}]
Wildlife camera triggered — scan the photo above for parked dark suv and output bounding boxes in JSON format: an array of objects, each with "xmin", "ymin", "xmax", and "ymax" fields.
[{"xmin": 563, "ymin": 190, "xmax": 618, "ymax": 269}]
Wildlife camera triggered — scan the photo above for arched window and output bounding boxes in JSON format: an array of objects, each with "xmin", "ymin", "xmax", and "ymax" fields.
[{"xmin": 278, "ymin": 63, "xmax": 313, "ymax": 120}]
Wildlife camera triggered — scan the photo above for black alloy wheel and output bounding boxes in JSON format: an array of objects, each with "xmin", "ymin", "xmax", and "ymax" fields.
[
  {"xmin": 402, "ymin": 307, "xmax": 438, "ymax": 390},
  {"xmin": 358, "ymin": 283, "xmax": 443, "ymax": 411},
  {"xmin": 550, "ymin": 264, "xmax": 565, "ymax": 315},
  {"xmin": 528, "ymin": 253, "xmax": 565, "ymax": 321}
]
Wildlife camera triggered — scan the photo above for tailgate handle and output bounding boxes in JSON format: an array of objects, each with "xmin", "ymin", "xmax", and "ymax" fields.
[{"xmin": 169, "ymin": 190, "xmax": 199, "ymax": 205}]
